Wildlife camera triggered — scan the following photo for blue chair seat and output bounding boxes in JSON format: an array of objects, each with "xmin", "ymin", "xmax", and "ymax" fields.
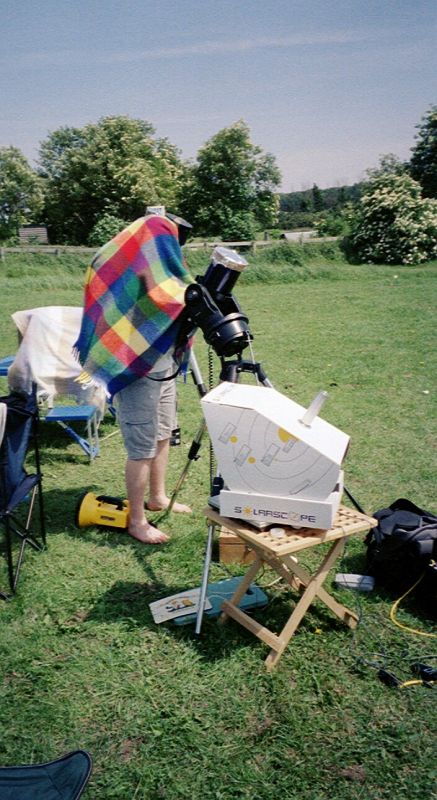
[
  {"xmin": 0, "ymin": 356, "xmax": 14, "ymax": 377},
  {"xmin": 0, "ymin": 749, "xmax": 92, "ymax": 799},
  {"xmin": 45, "ymin": 405, "xmax": 97, "ymax": 423},
  {"xmin": 45, "ymin": 405, "xmax": 99, "ymax": 462}
]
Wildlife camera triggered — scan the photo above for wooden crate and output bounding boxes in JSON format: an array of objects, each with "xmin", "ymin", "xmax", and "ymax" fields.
[{"xmin": 218, "ymin": 527, "xmax": 256, "ymax": 564}]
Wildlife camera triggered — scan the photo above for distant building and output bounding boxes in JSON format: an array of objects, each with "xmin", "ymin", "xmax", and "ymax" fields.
[{"xmin": 18, "ymin": 225, "xmax": 49, "ymax": 245}]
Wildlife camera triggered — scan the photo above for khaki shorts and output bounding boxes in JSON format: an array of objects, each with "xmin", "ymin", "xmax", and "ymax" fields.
[{"xmin": 116, "ymin": 368, "xmax": 176, "ymax": 460}]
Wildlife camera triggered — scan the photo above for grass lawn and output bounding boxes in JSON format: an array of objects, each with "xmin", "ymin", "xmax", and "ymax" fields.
[{"xmin": 0, "ymin": 247, "xmax": 436, "ymax": 799}]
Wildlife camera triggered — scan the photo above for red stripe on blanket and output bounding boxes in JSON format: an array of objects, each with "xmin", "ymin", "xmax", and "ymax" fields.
[{"xmin": 99, "ymin": 328, "xmax": 139, "ymax": 366}]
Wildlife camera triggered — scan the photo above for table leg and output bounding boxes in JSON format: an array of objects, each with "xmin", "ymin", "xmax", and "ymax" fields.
[
  {"xmin": 265, "ymin": 538, "xmax": 354, "ymax": 669},
  {"xmin": 218, "ymin": 555, "xmax": 263, "ymax": 625},
  {"xmin": 282, "ymin": 547, "xmax": 358, "ymax": 628}
]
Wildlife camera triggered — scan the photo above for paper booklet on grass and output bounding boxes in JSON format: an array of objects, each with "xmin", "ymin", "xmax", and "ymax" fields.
[{"xmin": 149, "ymin": 589, "xmax": 212, "ymax": 624}]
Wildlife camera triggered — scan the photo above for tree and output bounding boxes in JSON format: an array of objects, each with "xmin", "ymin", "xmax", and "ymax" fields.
[
  {"xmin": 38, "ymin": 116, "xmax": 186, "ymax": 244},
  {"xmin": 180, "ymin": 121, "xmax": 281, "ymax": 239},
  {"xmin": 311, "ymin": 183, "xmax": 324, "ymax": 212},
  {"xmin": 338, "ymin": 187, "xmax": 347, "ymax": 204},
  {"xmin": 366, "ymin": 152, "xmax": 408, "ymax": 179},
  {"xmin": 346, "ymin": 164, "xmax": 437, "ymax": 265},
  {"xmin": 0, "ymin": 147, "xmax": 44, "ymax": 242},
  {"xmin": 410, "ymin": 105, "xmax": 437, "ymax": 198}
]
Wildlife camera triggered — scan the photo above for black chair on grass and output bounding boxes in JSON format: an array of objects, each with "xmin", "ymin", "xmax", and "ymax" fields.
[
  {"xmin": 0, "ymin": 750, "xmax": 92, "ymax": 800},
  {"xmin": 0, "ymin": 389, "xmax": 46, "ymax": 598}
]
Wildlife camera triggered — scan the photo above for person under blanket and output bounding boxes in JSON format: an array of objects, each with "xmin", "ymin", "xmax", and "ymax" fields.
[
  {"xmin": 115, "ymin": 351, "xmax": 192, "ymax": 544},
  {"xmin": 74, "ymin": 212, "xmax": 194, "ymax": 544}
]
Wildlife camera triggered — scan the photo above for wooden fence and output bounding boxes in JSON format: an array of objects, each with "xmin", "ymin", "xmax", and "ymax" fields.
[{"xmin": 0, "ymin": 237, "xmax": 339, "ymax": 260}]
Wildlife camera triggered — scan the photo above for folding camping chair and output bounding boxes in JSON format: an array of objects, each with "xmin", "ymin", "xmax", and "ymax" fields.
[
  {"xmin": 7, "ymin": 307, "xmax": 107, "ymax": 462},
  {"xmin": 0, "ymin": 749, "xmax": 92, "ymax": 800},
  {"xmin": 0, "ymin": 388, "xmax": 46, "ymax": 598}
]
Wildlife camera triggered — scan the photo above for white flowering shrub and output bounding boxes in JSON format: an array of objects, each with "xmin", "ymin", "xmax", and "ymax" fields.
[{"xmin": 347, "ymin": 172, "xmax": 437, "ymax": 264}]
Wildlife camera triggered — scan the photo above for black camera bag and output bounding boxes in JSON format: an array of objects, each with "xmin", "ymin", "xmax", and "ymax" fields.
[{"xmin": 366, "ymin": 498, "xmax": 437, "ymax": 619}]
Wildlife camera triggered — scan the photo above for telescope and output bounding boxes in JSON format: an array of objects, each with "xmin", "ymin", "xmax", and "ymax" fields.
[{"xmin": 177, "ymin": 246, "xmax": 253, "ymax": 361}]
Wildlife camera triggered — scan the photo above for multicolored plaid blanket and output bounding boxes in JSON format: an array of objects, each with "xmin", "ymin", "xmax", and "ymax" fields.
[{"xmin": 74, "ymin": 214, "xmax": 192, "ymax": 397}]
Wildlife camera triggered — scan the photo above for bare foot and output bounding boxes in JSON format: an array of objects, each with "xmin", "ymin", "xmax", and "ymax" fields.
[
  {"xmin": 146, "ymin": 498, "xmax": 192, "ymax": 514},
  {"xmin": 128, "ymin": 521, "xmax": 169, "ymax": 544}
]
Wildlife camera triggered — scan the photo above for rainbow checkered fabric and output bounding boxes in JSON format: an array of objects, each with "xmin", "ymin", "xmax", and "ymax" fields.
[{"xmin": 74, "ymin": 214, "xmax": 192, "ymax": 397}]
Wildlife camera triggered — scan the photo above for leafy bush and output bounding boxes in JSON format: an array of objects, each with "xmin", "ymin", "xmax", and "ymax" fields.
[
  {"xmin": 346, "ymin": 172, "xmax": 437, "ymax": 264},
  {"xmin": 87, "ymin": 213, "xmax": 130, "ymax": 247},
  {"xmin": 317, "ymin": 209, "xmax": 350, "ymax": 237},
  {"xmin": 264, "ymin": 228, "xmax": 283, "ymax": 240}
]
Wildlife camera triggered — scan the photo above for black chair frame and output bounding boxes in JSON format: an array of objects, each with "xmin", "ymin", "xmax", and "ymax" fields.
[{"xmin": 0, "ymin": 389, "xmax": 46, "ymax": 599}]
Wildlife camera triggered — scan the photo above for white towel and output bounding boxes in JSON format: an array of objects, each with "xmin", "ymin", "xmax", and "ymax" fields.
[{"xmin": 7, "ymin": 306, "xmax": 106, "ymax": 417}]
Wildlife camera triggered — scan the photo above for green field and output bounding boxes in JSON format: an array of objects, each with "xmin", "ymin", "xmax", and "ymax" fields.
[{"xmin": 0, "ymin": 247, "xmax": 436, "ymax": 799}]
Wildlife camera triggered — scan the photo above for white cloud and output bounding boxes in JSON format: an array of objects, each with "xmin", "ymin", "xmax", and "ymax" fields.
[{"xmin": 3, "ymin": 31, "xmax": 373, "ymax": 69}]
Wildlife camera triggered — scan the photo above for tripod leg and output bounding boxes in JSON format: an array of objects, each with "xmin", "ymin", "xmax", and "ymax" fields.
[
  {"xmin": 188, "ymin": 350, "xmax": 208, "ymax": 397},
  {"xmin": 164, "ymin": 350, "xmax": 210, "ymax": 516},
  {"xmin": 195, "ymin": 520, "xmax": 216, "ymax": 635},
  {"xmin": 166, "ymin": 419, "xmax": 207, "ymax": 514}
]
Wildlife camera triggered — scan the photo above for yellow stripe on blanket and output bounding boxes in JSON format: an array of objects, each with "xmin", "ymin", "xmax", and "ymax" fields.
[
  {"xmin": 111, "ymin": 317, "xmax": 150, "ymax": 352},
  {"xmin": 148, "ymin": 278, "xmax": 187, "ymax": 305}
]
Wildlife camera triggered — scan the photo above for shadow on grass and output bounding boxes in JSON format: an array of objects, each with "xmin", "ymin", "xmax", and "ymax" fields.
[
  {"xmin": 41, "ymin": 486, "xmax": 120, "ymax": 536},
  {"xmin": 83, "ymin": 577, "xmax": 265, "ymax": 662},
  {"xmin": 37, "ymin": 487, "xmax": 427, "ymax": 658},
  {"xmin": 40, "ymin": 486, "xmax": 185, "ymax": 588},
  {"xmin": 37, "ymin": 413, "xmax": 118, "ymax": 463},
  {"xmin": 83, "ymin": 571, "xmax": 358, "ymax": 665}
]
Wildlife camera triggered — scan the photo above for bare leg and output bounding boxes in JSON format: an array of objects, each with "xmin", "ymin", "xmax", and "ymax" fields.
[
  {"xmin": 125, "ymin": 457, "xmax": 169, "ymax": 543},
  {"xmin": 147, "ymin": 438, "xmax": 192, "ymax": 513}
]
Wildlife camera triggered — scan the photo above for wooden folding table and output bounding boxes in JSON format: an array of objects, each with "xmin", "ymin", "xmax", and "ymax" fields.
[{"xmin": 204, "ymin": 505, "xmax": 376, "ymax": 669}]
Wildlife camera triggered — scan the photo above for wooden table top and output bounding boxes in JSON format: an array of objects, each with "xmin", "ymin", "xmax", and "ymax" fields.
[{"xmin": 204, "ymin": 505, "xmax": 376, "ymax": 557}]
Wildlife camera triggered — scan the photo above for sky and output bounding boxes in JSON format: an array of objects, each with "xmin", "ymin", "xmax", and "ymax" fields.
[{"xmin": 1, "ymin": 0, "xmax": 436, "ymax": 191}]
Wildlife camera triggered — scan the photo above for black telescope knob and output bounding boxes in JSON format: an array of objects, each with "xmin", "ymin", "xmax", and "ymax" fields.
[{"xmin": 185, "ymin": 284, "xmax": 203, "ymax": 304}]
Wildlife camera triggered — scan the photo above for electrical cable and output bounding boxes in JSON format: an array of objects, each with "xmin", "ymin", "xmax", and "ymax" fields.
[
  {"xmin": 333, "ymin": 537, "xmax": 437, "ymax": 689},
  {"xmin": 389, "ymin": 572, "xmax": 437, "ymax": 639},
  {"xmin": 207, "ymin": 346, "xmax": 216, "ymax": 489},
  {"xmin": 398, "ymin": 678, "xmax": 436, "ymax": 688}
]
